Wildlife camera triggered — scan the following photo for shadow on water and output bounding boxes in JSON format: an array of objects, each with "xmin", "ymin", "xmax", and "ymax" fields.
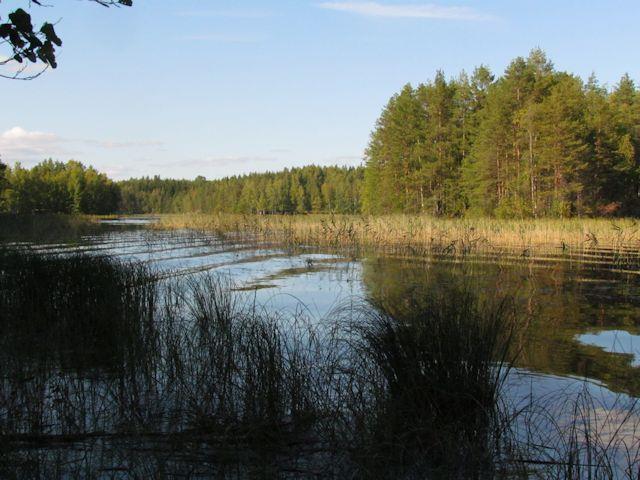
[{"xmin": 1, "ymin": 248, "xmax": 640, "ymax": 478}]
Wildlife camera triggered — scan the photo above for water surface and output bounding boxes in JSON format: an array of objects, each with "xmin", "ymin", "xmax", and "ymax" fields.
[{"xmin": 4, "ymin": 219, "xmax": 640, "ymax": 477}]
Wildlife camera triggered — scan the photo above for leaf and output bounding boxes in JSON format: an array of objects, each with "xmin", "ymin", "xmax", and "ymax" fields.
[
  {"xmin": 8, "ymin": 9, "xmax": 33, "ymax": 35},
  {"xmin": 0, "ymin": 24, "xmax": 11, "ymax": 38},
  {"xmin": 8, "ymin": 29, "xmax": 24, "ymax": 48},
  {"xmin": 29, "ymin": 36, "xmax": 43, "ymax": 49},
  {"xmin": 40, "ymin": 23, "xmax": 62, "ymax": 47}
]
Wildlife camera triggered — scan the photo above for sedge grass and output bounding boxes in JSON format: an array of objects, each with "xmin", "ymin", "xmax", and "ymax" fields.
[
  {"xmin": 1, "ymin": 249, "xmax": 640, "ymax": 478},
  {"xmin": 156, "ymin": 213, "xmax": 640, "ymax": 258}
]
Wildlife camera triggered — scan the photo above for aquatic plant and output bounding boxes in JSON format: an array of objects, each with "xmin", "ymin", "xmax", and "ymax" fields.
[
  {"xmin": 157, "ymin": 214, "xmax": 640, "ymax": 267},
  {"xmin": 335, "ymin": 284, "xmax": 516, "ymax": 478},
  {"xmin": 1, "ymin": 249, "xmax": 639, "ymax": 478}
]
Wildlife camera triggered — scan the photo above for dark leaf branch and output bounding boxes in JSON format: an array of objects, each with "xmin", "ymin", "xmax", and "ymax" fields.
[{"xmin": 0, "ymin": 0, "xmax": 132, "ymax": 74}]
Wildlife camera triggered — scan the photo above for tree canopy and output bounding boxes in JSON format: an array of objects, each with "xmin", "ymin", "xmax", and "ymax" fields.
[
  {"xmin": 1, "ymin": 51, "xmax": 638, "ymax": 218},
  {"xmin": 363, "ymin": 50, "xmax": 640, "ymax": 218},
  {"xmin": 118, "ymin": 166, "xmax": 364, "ymax": 215},
  {"xmin": 0, "ymin": 160, "xmax": 120, "ymax": 214},
  {"xmin": 0, "ymin": 161, "xmax": 363, "ymax": 215}
]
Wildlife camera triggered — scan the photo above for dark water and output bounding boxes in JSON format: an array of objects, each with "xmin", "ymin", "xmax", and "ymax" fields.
[{"xmin": 3, "ymin": 219, "xmax": 640, "ymax": 477}]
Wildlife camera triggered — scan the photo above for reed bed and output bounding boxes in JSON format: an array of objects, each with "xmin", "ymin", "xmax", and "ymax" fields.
[
  {"xmin": 1, "ymin": 249, "xmax": 640, "ymax": 478},
  {"xmin": 157, "ymin": 213, "xmax": 640, "ymax": 258}
]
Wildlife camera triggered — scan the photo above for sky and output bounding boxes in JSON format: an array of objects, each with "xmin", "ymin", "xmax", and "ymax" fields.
[{"xmin": 1, "ymin": 0, "xmax": 639, "ymax": 180}]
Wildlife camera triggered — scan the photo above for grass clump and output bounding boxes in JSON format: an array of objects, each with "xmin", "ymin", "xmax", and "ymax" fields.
[
  {"xmin": 339, "ymin": 285, "xmax": 516, "ymax": 478},
  {"xmin": 1, "ymin": 249, "xmax": 639, "ymax": 478},
  {"xmin": 0, "ymin": 247, "xmax": 156, "ymax": 369}
]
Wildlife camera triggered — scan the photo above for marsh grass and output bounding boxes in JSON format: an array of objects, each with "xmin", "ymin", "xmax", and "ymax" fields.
[
  {"xmin": 156, "ymin": 214, "xmax": 640, "ymax": 267},
  {"xmin": 334, "ymin": 285, "xmax": 517, "ymax": 478},
  {"xmin": 1, "ymin": 249, "xmax": 639, "ymax": 478},
  {"xmin": 0, "ymin": 247, "xmax": 156, "ymax": 369},
  {"xmin": 505, "ymin": 383, "xmax": 640, "ymax": 479}
]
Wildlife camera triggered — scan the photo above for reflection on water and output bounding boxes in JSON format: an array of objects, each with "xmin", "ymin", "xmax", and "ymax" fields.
[
  {"xmin": 576, "ymin": 330, "xmax": 640, "ymax": 367},
  {"xmin": 12, "ymin": 222, "xmax": 640, "ymax": 396},
  {"xmin": 3, "ymin": 222, "xmax": 640, "ymax": 477},
  {"xmin": 361, "ymin": 254, "xmax": 640, "ymax": 396},
  {"xmin": 98, "ymin": 216, "xmax": 159, "ymax": 225}
]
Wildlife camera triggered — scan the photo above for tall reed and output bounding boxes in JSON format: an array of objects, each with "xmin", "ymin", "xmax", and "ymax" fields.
[
  {"xmin": 335, "ymin": 285, "xmax": 516, "ymax": 478},
  {"xmin": 1, "ymin": 249, "xmax": 639, "ymax": 478},
  {"xmin": 157, "ymin": 213, "xmax": 640, "ymax": 261}
]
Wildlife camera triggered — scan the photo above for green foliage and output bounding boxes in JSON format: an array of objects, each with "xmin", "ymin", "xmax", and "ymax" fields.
[
  {"xmin": 1, "ymin": 52, "xmax": 637, "ymax": 219},
  {"xmin": 118, "ymin": 165, "xmax": 364, "ymax": 215},
  {"xmin": 365, "ymin": 50, "xmax": 640, "ymax": 218},
  {"xmin": 0, "ymin": 159, "xmax": 120, "ymax": 214}
]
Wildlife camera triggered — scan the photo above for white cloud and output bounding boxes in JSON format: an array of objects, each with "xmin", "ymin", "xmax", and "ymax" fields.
[
  {"xmin": 0, "ymin": 127, "xmax": 68, "ymax": 161},
  {"xmin": 317, "ymin": 1, "xmax": 494, "ymax": 21},
  {"xmin": 0, "ymin": 56, "xmax": 50, "ymax": 79},
  {"xmin": 1, "ymin": 127, "xmax": 56, "ymax": 143},
  {"xmin": 152, "ymin": 156, "xmax": 278, "ymax": 169},
  {"xmin": 0, "ymin": 126, "xmax": 165, "ymax": 165},
  {"xmin": 81, "ymin": 139, "xmax": 165, "ymax": 149}
]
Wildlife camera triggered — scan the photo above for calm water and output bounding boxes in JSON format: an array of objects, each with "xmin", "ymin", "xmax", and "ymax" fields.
[
  {"xmin": 4, "ymin": 219, "xmax": 640, "ymax": 476},
  {"xmin": 30, "ymin": 219, "xmax": 639, "ymax": 398}
]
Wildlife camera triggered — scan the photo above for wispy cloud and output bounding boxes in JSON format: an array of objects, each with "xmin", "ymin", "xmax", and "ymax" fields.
[
  {"xmin": 151, "ymin": 156, "xmax": 278, "ymax": 169},
  {"xmin": 317, "ymin": 2, "xmax": 494, "ymax": 21},
  {"xmin": 81, "ymin": 139, "xmax": 164, "ymax": 149},
  {"xmin": 179, "ymin": 33, "xmax": 264, "ymax": 44},
  {"xmin": 0, "ymin": 126, "xmax": 164, "ymax": 164},
  {"xmin": 0, "ymin": 56, "xmax": 50, "ymax": 79}
]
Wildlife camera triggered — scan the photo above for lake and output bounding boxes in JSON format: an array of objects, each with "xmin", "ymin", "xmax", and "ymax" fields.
[{"xmin": 3, "ymin": 218, "xmax": 640, "ymax": 478}]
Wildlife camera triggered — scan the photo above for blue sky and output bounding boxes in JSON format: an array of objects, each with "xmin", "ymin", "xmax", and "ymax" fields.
[{"xmin": 1, "ymin": 0, "xmax": 638, "ymax": 180}]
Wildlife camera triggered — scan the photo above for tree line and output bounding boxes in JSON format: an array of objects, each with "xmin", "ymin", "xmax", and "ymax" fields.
[
  {"xmin": 118, "ymin": 165, "xmax": 364, "ymax": 214},
  {"xmin": 0, "ymin": 161, "xmax": 363, "ymax": 215},
  {"xmin": 1, "ymin": 50, "xmax": 638, "ymax": 218},
  {"xmin": 0, "ymin": 160, "xmax": 120, "ymax": 214},
  {"xmin": 364, "ymin": 49, "xmax": 640, "ymax": 217}
]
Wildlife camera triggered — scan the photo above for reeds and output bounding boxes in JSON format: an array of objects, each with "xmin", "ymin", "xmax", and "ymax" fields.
[
  {"xmin": 156, "ymin": 213, "xmax": 640, "ymax": 259},
  {"xmin": 337, "ymin": 286, "xmax": 517, "ymax": 478},
  {"xmin": 1, "ymin": 249, "xmax": 639, "ymax": 477},
  {"xmin": 0, "ymin": 247, "xmax": 156, "ymax": 368}
]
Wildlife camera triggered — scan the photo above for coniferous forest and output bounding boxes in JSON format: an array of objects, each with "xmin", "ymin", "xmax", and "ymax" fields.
[
  {"xmin": 1, "ymin": 50, "xmax": 638, "ymax": 218},
  {"xmin": 117, "ymin": 165, "xmax": 364, "ymax": 214},
  {"xmin": 364, "ymin": 50, "xmax": 639, "ymax": 218}
]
